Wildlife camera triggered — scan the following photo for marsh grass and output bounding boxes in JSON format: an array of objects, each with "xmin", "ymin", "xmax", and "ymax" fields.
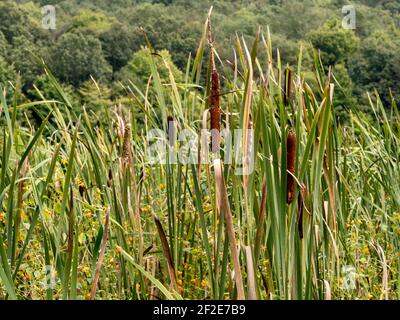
[{"xmin": 0, "ymin": 11, "xmax": 399, "ymax": 300}]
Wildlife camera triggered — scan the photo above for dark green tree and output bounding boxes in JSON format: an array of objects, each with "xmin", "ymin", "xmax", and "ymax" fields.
[
  {"xmin": 8, "ymin": 36, "xmax": 46, "ymax": 90},
  {"xmin": 0, "ymin": 1, "xmax": 40, "ymax": 42},
  {"xmin": 0, "ymin": 32, "xmax": 8, "ymax": 58},
  {"xmin": 50, "ymin": 32, "xmax": 112, "ymax": 88},
  {"xmin": 117, "ymin": 47, "xmax": 183, "ymax": 92},
  {"xmin": 100, "ymin": 23, "xmax": 140, "ymax": 72},
  {"xmin": 308, "ymin": 20, "xmax": 359, "ymax": 67},
  {"xmin": 349, "ymin": 31, "xmax": 400, "ymax": 107}
]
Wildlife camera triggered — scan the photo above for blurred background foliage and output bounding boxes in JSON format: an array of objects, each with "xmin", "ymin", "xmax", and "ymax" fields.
[{"xmin": 0, "ymin": 0, "xmax": 399, "ymax": 123}]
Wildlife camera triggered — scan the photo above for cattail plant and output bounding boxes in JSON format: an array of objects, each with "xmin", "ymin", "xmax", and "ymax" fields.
[
  {"xmin": 286, "ymin": 130, "xmax": 296, "ymax": 204},
  {"xmin": 208, "ymin": 15, "xmax": 221, "ymax": 153},
  {"xmin": 122, "ymin": 122, "xmax": 132, "ymax": 165}
]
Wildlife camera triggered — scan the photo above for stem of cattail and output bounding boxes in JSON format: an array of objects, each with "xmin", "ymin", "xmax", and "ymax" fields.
[
  {"xmin": 286, "ymin": 130, "xmax": 296, "ymax": 204},
  {"xmin": 254, "ymin": 175, "xmax": 267, "ymax": 259},
  {"xmin": 90, "ymin": 208, "xmax": 110, "ymax": 300},
  {"xmin": 297, "ymin": 184, "xmax": 307, "ymax": 239},
  {"xmin": 67, "ymin": 184, "xmax": 74, "ymax": 253},
  {"xmin": 284, "ymin": 66, "xmax": 292, "ymax": 106},
  {"xmin": 12, "ymin": 157, "xmax": 29, "ymax": 266},
  {"xmin": 244, "ymin": 115, "xmax": 253, "ymax": 178},
  {"xmin": 208, "ymin": 15, "xmax": 221, "ymax": 153},
  {"xmin": 214, "ymin": 159, "xmax": 245, "ymax": 299}
]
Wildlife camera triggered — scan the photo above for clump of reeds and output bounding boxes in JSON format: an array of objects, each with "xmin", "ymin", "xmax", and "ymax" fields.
[{"xmin": 286, "ymin": 130, "xmax": 296, "ymax": 204}]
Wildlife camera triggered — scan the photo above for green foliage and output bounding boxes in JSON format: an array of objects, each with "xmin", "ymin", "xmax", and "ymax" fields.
[
  {"xmin": 308, "ymin": 20, "xmax": 359, "ymax": 67},
  {"xmin": 99, "ymin": 23, "xmax": 140, "ymax": 72},
  {"xmin": 0, "ymin": 25, "xmax": 399, "ymax": 300},
  {"xmin": 0, "ymin": 0, "xmax": 399, "ymax": 117},
  {"xmin": 69, "ymin": 9, "xmax": 116, "ymax": 35},
  {"xmin": 0, "ymin": 57, "xmax": 18, "ymax": 100},
  {"xmin": 28, "ymin": 74, "xmax": 79, "ymax": 106},
  {"xmin": 349, "ymin": 31, "xmax": 400, "ymax": 106},
  {"xmin": 50, "ymin": 32, "xmax": 112, "ymax": 88},
  {"xmin": 79, "ymin": 80, "xmax": 112, "ymax": 120},
  {"xmin": 0, "ymin": 1, "xmax": 37, "ymax": 42},
  {"xmin": 117, "ymin": 47, "xmax": 183, "ymax": 91},
  {"xmin": 332, "ymin": 63, "xmax": 356, "ymax": 121},
  {"xmin": 0, "ymin": 57, "xmax": 17, "ymax": 84},
  {"xmin": 0, "ymin": 32, "xmax": 8, "ymax": 58},
  {"xmin": 8, "ymin": 36, "xmax": 46, "ymax": 90},
  {"xmin": 122, "ymin": 3, "xmax": 202, "ymax": 69}
]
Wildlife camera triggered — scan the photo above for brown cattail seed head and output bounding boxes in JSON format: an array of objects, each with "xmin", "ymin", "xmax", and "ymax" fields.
[
  {"xmin": 286, "ymin": 130, "xmax": 296, "ymax": 204},
  {"xmin": 122, "ymin": 123, "xmax": 132, "ymax": 164},
  {"xmin": 210, "ymin": 70, "xmax": 221, "ymax": 131},
  {"xmin": 210, "ymin": 69, "xmax": 221, "ymax": 152},
  {"xmin": 208, "ymin": 14, "xmax": 221, "ymax": 154},
  {"xmin": 210, "ymin": 69, "xmax": 221, "ymax": 153}
]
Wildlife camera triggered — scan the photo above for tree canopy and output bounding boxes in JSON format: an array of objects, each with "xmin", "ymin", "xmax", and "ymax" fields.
[{"xmin": 0, "ymin": 0, "xmax": 398, "ymax": 118}]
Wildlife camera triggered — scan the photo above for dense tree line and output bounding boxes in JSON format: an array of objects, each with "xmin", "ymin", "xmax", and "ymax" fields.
[{"xmin": 0, "ymin": 0, "xmax": 399, "ymax": 119}]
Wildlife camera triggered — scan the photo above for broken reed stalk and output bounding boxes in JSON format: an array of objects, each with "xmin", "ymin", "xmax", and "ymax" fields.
[
  {"xmin": 213, "ymin": 159, "xmax": 245, "ymax": 300},
  {"xmin": 208, "ymin": 14, "xmax": 221, "ymax": 153},
  {"xmin": 90, "ymin": 208, "xmax": 110, "ymax": 300},
  {"xmin": 153, "ymin": 214, "xmax": 178, "ymax": 292},
  {"xmin": 245, "ymin": 246, "xmax": 257, "ymax": 300},
  {"xmin": 286, "ymin": 130, "xmax": 296, "ymax": 204}
]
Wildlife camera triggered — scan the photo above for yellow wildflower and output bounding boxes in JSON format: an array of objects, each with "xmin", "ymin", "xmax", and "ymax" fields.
[
  {"xmin": 44, "ymin": 208, "xmax": 53, "ymax": 219},
  {"xmin": 141, "ymin": 206, "xmax": 151, "ymax": 213},
  {"xmin": 75, "ymin": 177, "xmax": 84, "ymax": 187},
  {"xmin": 362, "ymin": 247, "xmax": 369, "ymax": 255}
]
